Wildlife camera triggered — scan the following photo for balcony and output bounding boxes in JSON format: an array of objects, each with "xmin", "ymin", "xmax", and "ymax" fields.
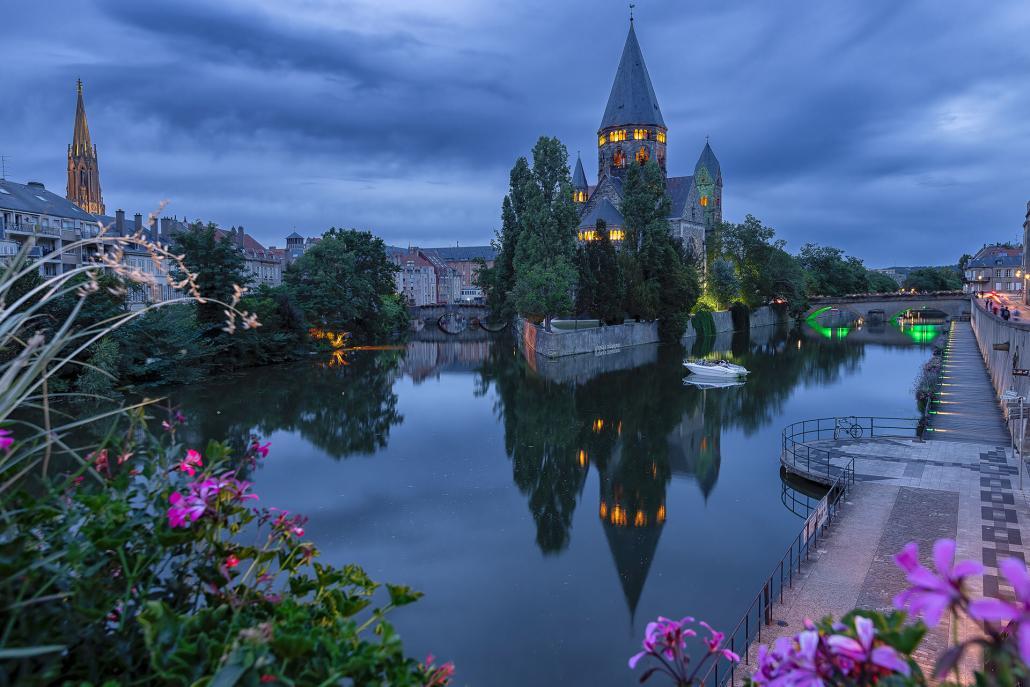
[{"xmin": 1, "ymin": 222, "xmax": 61, "ymax": 238}]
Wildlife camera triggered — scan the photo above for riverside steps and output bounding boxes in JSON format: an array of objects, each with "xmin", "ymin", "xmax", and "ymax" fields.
[{"xmin": 724, "ymin": 325, "xmax": 1030, "ymax": 684}]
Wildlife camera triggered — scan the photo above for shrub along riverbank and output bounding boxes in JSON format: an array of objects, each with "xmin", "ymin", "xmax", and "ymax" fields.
[{"xmin": 0, "ymin": 234, "xmax": 450, "ymax": 684}]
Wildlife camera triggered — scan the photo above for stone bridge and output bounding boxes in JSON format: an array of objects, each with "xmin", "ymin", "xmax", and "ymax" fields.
[
  {"xmin": 803, "ymin": 292, "xmax": 971, "ymax": 321},
  {"xmin": 408, "ymin": 303, "xmax": 502, "ymax": 335}
]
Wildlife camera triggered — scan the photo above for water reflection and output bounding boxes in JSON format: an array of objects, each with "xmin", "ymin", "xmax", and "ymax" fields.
[{"xmin": 164, "ymin": 321, "xmax": 945, "ymax": 669}]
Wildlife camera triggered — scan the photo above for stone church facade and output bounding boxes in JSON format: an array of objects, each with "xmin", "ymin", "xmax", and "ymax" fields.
[{"xmin": 573, "ymin": 21, "xmax": 723, "ymax": 263}]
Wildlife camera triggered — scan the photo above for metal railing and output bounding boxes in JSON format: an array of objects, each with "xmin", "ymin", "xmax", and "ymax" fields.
[
  {"xmin": 781, "ymin": 416, "xmax": 919, "ymax": 481},
  {"xmin": 699, "ymin": 458, "xmax": 856, "ymax": 687}
]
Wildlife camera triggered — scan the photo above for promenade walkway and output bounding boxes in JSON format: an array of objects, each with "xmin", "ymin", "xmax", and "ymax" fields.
[
  {"xmin": 930, "ymin": 321, "xmax": 1010, "ymax": 444},
  {"xmin": 744, "ymin": 324, "xmax": 1028, "ymax": 683}
]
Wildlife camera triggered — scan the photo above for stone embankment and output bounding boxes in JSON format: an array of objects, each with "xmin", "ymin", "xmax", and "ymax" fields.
[
  {"xmin": 971, "ymin": 299, "xmax": 1030, "ymax": 447},
  {"xmin": 516, "ymin": 305, "xmax": 787, "ymax": 360}
]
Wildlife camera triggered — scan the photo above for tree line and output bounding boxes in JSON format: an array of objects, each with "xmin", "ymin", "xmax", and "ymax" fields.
[{"xmin": 480, "ymin": 135, "xmax": 966, "ymax": 340}]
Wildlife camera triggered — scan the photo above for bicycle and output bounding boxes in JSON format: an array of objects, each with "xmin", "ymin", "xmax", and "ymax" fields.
[{"xmin": 833, "ymin": 416, "xmax": 863, "ymax": 440}]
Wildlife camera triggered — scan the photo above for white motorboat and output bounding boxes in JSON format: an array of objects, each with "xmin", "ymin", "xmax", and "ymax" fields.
[
  {"xmin": 683, "ymin": 359, "xmax": 750, "ymax": 378},
  {"xmin": 683, "ymin": 378, "xmax": 745, "ymax": 390}
]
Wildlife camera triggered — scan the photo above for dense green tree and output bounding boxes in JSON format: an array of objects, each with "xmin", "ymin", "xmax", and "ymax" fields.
[
  {"xmin": 721, "ymin": 215, "xmax": 805, "ymax": 308},
  {"xmin": 508, "ymin": 137, "xmax": 580, "ymax": 327},
  {"xmin": 620, "ymin": 160, "xmax": 700, "ymax": 339},
  {"xmin": 707, "ymin": 258, "xmax": 740, "ymax": 309},
  {"xmin": 114, "ymin": 304, "xmax": 216, "ymax": 386},
  {"xmin": 74, "ymin": 337, "xmax": 120, "ymax": 398},
  {"xmin": 797, "ymin": 243, "xmax": 871, "ymax": 296},
  {"xmin": 867, "ymin": 271, "xmax": 901, "ymax": 293},
  {"xmin": 958, "ymin": 253, "xmax": 973, "ymax": 272},
  {"xmin": 284, "ymin": 228, "xmax": 406, "ymax": 338},
  {"xmin": 903, "ymin": 266, "xmax": 963, "ymax": 292},
  {"xmin": 481, "ymin": 159, "xmax": 534, "ymax": 321},
  {"xmin": 575, "ymin": 219, "xmax": 625, "ymax": 323},
  {"xmin": 170, "ymin": 222, "xmax": 251, "ymax": 326}
]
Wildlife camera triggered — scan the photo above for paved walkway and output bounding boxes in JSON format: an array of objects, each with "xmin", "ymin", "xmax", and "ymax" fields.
[
  {"xmin": 748, "ymin": 438, "xmax": 1030, "ymax": 682},
  {"xmin": 745, "ymin": 328, "xmax": 1030, "ymax": 683},
  {"xmin": 930, "ymin": 321, "xmax": 1010, "ymax": 444}
]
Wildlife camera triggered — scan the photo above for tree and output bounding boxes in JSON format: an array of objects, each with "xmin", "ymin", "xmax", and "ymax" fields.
[
  {"xmin": 481, "ymin": 158, "xmax": 534, "ymax": 321},
  {"xmin": 903, "ymin": 267, "xmax": 962, "ymax": 292},
  {"xmin": 575, "ymin": 219, "xmax": 625, "ymax": 323},
  {"xmin": 797, "ymin": 243, "xmax": 870, "ymax": 297},
  {"xmin": 284, "ymin": 228, "xmax": 405, "ymax": 338},
  {"xmin": 721, "ymin": 215, "xmax": 805, "ymax": 308},
  {"xmin": 508, "ymin": 137, "xmax": 580, "ymax": 327},
  {"xmin": 867, "ymin": 271, "xmax": 900, "ymax": 294},
  {"xmin": 958, "ymin": 253, "xmax": 973, "ymax": 273},
  {"xmin": 707, "ymin": 258, "xmax": 739, "ymax": 309},
  {"xmin": 619, "ymin": 160, "xmax": 700, "ymax": 338},
  {"xmin": 170, "ymin": 222, "xmax": 251, "ymax": 327}
]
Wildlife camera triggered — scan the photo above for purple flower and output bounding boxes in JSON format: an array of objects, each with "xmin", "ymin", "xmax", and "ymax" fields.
[
  {"xmin": 167, "ymin": 491, "xmax": 207, "ymax": 528},
  {"xmin": 826, "ymin": 616, "xmax": 910, "ymax": 677},
  {"xmin": 252, "ymin": 441, "xmax": 271, "ymax": 458},
  {"xmin": 699, "ymin": 620, "xmax": 741, "ymax": 662},
  {"xmin": 969, "ymin": 557, "xmax": 1030, "ymax": 664},
  {"xmin": 892, "ymin": 539, "xmax": 982, "ymax": 625},
  {"xmin": 0, "ymin": 428, "xmax": 13, "ymax": 453},
  {"xmin": 628, "ymin": 616, "xmax": 696, "ymax": 669},
  {"xmin": 166, "ymin": 474, "xmax": 258, "ymax": 528}
]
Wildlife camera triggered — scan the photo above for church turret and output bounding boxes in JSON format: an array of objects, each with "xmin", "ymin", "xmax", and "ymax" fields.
[
  {"xmin": 597, "ymin": 21, "xmax": 667, "ymax": 181},
  {"xmin": 572, "ymin": 154, "xmax": 589, "ymax": 205},
  {"xmin": 67, "ymin": 79, "xmax": 105, "ymax": 215},
  {"xmin": 693, "ymin": 139, "xmax": 722, "ymax": 230}
]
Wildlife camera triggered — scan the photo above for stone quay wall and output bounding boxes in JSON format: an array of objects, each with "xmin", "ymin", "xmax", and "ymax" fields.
[
  {"xmin": 517, "ymin": 305, "xmax": 788, "ymax": 359},
  {"xmin": 971, "ymin": 301, "xmax": 1030, "ymax": 445}
]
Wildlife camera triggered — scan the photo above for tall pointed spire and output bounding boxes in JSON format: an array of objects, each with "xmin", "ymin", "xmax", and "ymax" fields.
[
  {"xmin": 72, "ymin": 79, "xmax": 93, "ymax": 157},
  {"xmin": 572, "ymin": 154, "xmax": 588, "ymax": 190},
  {"xmin": 599, "ymin": 23, "xmax": 665, "ymax": 130},
  {"xmin": 67, "ymin": 79, "xmax": 105, "ymax": 215}
]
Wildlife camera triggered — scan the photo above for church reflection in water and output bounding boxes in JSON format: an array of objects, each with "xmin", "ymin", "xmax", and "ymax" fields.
[{"xmin": 169, "ymin": 321, "xmax": 934, "ymax": 626}]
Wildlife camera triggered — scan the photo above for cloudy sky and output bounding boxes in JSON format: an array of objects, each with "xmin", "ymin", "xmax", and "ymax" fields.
[{"xmin": 2, "ymin": 0, "xmax": 1030, "ymax": 265}]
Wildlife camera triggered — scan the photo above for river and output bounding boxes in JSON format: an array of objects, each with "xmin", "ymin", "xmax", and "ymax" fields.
[{"xmin": 167, "ymin": 319, "xmax": 942, "ymax": 686}]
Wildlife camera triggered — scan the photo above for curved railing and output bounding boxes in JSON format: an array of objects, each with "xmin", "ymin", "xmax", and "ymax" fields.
[
  {"xmin": 781, "ymin": 416, "xmax": 919, "ymax": 482},
  {"xmin": 699, "ymin": 416, "xmax": 917, "ymax": 686}
]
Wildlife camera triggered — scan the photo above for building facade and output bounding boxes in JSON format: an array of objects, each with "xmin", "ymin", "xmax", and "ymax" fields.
[
  {"xmin": 964, "ymin": 244, "xmax": 1023, "ymax": 295},
  {"xmin": 573, "ymin": 21, "xmax": 723, "ymax": 263},
  {"xmin": 387, "ymin": 245, "xmax": 496, "ymax": 306},
  {"xmin": 0, "ymin": 179, "xmax": 97, "ymax": 276}
]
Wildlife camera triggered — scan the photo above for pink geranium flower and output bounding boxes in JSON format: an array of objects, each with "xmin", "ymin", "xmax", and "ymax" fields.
[
  {"xmin": 969, "ymin": 557, "xmax": 1030, "ymax": 664},
  {"xmin": 167, "ymin": 491, "xmax": 207, "ymax": 528},
  {"xmin": 826, "ymin": 615, "xmax": 910, "ymax": 676},
  {"xmin": 893, "ymin": 539, "xmax": 982, "ymax": 626},
  {"xmin": 178, "ymin": 449, "xmax": 203, "ymax": 476},
  {"xmin": 0, "ymin": 428, "xmax": 13, "ymax": 452},
  {"xmin": 252, "ymin": 441, "xmax": 271, "ymax": 458}
]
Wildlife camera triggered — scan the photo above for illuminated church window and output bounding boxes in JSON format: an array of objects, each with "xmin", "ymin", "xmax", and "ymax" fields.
[
  {"xmin": 636, "ymin": 147, "xmax": 649, "ymax": 164},
  {"xmin": 609, "ymin": 229, "xmax": 625, "ymax": 241},
  {"xmin": 657, "ymin": 131, "xmax": 667, "ymax": 144},
  {"xmin": 598, "ymin": 134, "xmax": 607, "ymax": 146},
  {"xmin": 633, "ymin": 128, "xmax": 648, "ymax": 140},
  {"xmin": 578, "ymin": 230, "xmax": 598, "ymax": 241},
  {"xmin": 609, "ymin": 129, "xmax": 627, "ymax": 142},
  {"xmin": 613, "ymin": 148, "xmax": 626, "ymax": 167},
  {"xmin": 573, "ymin": 190, "xmax": 587, "ymax": 203},
  {"xmin": 700, "ymin": 196, "xmax": 709, "ymax": 207}
]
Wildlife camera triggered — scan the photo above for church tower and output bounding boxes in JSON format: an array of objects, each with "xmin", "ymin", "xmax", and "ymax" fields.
[
  {"xmin": 597, "ymin": 21, "xmax": 667, "ymax": 182},
  {"xmin": 693, "ymin": 140, "xmax": 722, "ymax": 231},
  {"xmin": 572, "ymin": 154, "xmax": 589, "ymax": 206},
  {"xmin": 67, "ymin": 79, "xmax": 105, "ymax": 215}
]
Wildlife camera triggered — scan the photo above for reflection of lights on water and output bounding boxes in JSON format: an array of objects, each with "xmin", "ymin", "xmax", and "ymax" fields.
[
  {"xmin": 657, "ymin": 504, "xmax": 666, "ymax": 524},
  {"xmin": 598, "ymin": 499, "xmax": 666, "ymax": 528},
  {"xmin": 599, "ymin": 501, "xmax": 608, "ymax": 518},
  {"xmin": 592, "ymin": 418, "xmax": 604, "ymax": 432},
  {"xmin": 634, "ymin": 510, "xmax": 647, "ymax": 527},
  {"xmin": 578, "ymin": 449, "xmax": 588, "ymax": 468}
]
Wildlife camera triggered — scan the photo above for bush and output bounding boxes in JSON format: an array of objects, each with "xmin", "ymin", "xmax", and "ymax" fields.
[{"xmin": 690, "ymin": 305, "xmax": 716, "ymax": 339}]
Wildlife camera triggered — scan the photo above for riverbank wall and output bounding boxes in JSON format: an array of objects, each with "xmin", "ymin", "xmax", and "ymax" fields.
[
  {"xmin": 971, "ymin": 300, "xmax": 1030, "ymax": 444},
  {"xmin": 516, "ymin": 305, "xmax": 788, "ymax": 359}
]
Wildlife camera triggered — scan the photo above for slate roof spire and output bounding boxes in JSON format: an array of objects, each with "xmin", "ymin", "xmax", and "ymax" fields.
[
  {"xmin": 694, "ymin": 139, "xmax": 721, "ymax": 181},
  {"xmin": 72, "ymin": 78, "xmax": 93, "ymax": 157},
  {"xmin": 599, "ymin": 22, "xmax": 665, "ymax": 131},
  {"xmin": 572, "ymin": 153, "xmax": 588, "ymax": 190}
]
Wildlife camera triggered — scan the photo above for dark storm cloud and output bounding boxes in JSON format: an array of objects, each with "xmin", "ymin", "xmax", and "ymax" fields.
[{"xmin": 3, "ymin": 0, "xmax": 1030, "ymax": 261}]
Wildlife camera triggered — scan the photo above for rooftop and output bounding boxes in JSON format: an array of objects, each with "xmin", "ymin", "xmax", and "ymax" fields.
[{"xmin": 0, "ymin": 179, "xmax": 98, "ymax": 222}]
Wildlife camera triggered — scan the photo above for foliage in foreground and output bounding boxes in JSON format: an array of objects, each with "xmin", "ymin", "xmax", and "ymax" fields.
[
  {"xmin": 0, "ymin": 235, "xmax": 447, "ymax": 684},
  {"xmin": 631, "ymin": 538, "xmax": 1030, "ymax": 686}
]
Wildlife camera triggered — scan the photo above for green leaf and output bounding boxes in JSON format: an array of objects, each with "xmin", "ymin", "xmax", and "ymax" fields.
[
  {"xmin": 385, "ymin": 583, "xmax": 423, "ymax": 607},
  {"xmin": 0, "ymin": 644, "xmax": 66, "ymax": 659}
]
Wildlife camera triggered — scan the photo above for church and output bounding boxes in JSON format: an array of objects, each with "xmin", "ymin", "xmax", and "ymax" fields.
[{"xmin": 573, "ymin": 20, "xmax": 722, "ymax": 262}]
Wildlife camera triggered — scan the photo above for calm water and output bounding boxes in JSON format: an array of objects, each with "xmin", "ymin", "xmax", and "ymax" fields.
[{"xmin": 168, "ymin": 320, "xmax": 942, "ymax": 686}]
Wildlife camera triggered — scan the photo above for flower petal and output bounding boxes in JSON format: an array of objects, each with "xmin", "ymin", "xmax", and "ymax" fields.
[
  {"xmin": 628, "ymin": 651, "xmax": 647, "ymax": 669},
  {"xmin": 872, "ymin": 646, "xmax": 911, "ymax": 676},
  {"xmin": 854, "ymin": 615, "xmax": 874, "ymax": 650},
  {"xmin": 894, "ymin": 541, "xmax": 919, "ymax": 573},
  {"xmin": 969, "ymin": 598, "xmax": 1019, "ymax": 623},
  {"xmin": 932, "ymin": 538, "xmax": 957, "ymax": 576},
  {"xmin": 1000, "ymin": 557, "xmax": 1030, "ymax": 602}
]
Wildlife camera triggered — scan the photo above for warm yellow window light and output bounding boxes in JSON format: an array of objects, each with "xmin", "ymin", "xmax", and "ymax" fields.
[
  {"xmin": 573, "ymin": 190, "xmax": 587, "ymax": 203},
  {"xmin": 656, "ymin": 504, "xmax": 666, "ymax": 524},
  {"xmin": 633, "ymin": 510, "xmax": 647, "ymax": 527},
  {"xmin": 578, "ymin": 230, "xmax": 598, "ymax": 241},
  {"xmin": 657, "ymin": 131, "xmax": 667, "ymax": 143},
  {"xmin": 634, "ymin": 128, "xmax": 647, "ymax": 140},
  {"xmin": 599, "ymin": 501, "xmax": 608, "ymax": 518},
  {"xmin": 598, "ymin": 134, "xmax": 607, "ymax": 146},
  {"xmin": 578, "ymin": 449, "xmax": 588, "ymax": 467},
  {"xmin": 700, "ymin": 196, "xmax": 709, "ymax": 207},
  {"xmin": 609, "ymin": 229, "xmax": 625, "ymax": 241},
  {"xmin": 636, "ymin": 147, "xmax": 649, "ymax": 164}
]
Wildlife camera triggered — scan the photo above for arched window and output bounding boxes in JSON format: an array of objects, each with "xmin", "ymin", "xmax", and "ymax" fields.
[
  {"xmin": 700, "ymin": 196, "xmax": 709, "ymax": 207},
  {"xmin": 636, "ymin": 147, "xmax": 649, "ymax": 164},
  {"xmin": 613, "ymin": 148, "xmax": 626, "ymax": 168},
  {"xmin": 80, "ymin": 169, "xmax": 87, "ymax": 187},
  {"xmin": 598, "ymin": 134, "xmax": 607, "ymax": 146}
]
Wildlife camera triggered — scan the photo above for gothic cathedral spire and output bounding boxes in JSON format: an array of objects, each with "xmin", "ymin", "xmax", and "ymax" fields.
[{"xmin": 67, "ymin": 79, "xmax": 105, "ymax": 215}]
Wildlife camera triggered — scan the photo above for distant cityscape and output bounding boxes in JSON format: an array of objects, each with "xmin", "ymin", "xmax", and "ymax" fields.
[{"xmin": 0, "ymin": 80, "xmax": 496, "ymax": 308}]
